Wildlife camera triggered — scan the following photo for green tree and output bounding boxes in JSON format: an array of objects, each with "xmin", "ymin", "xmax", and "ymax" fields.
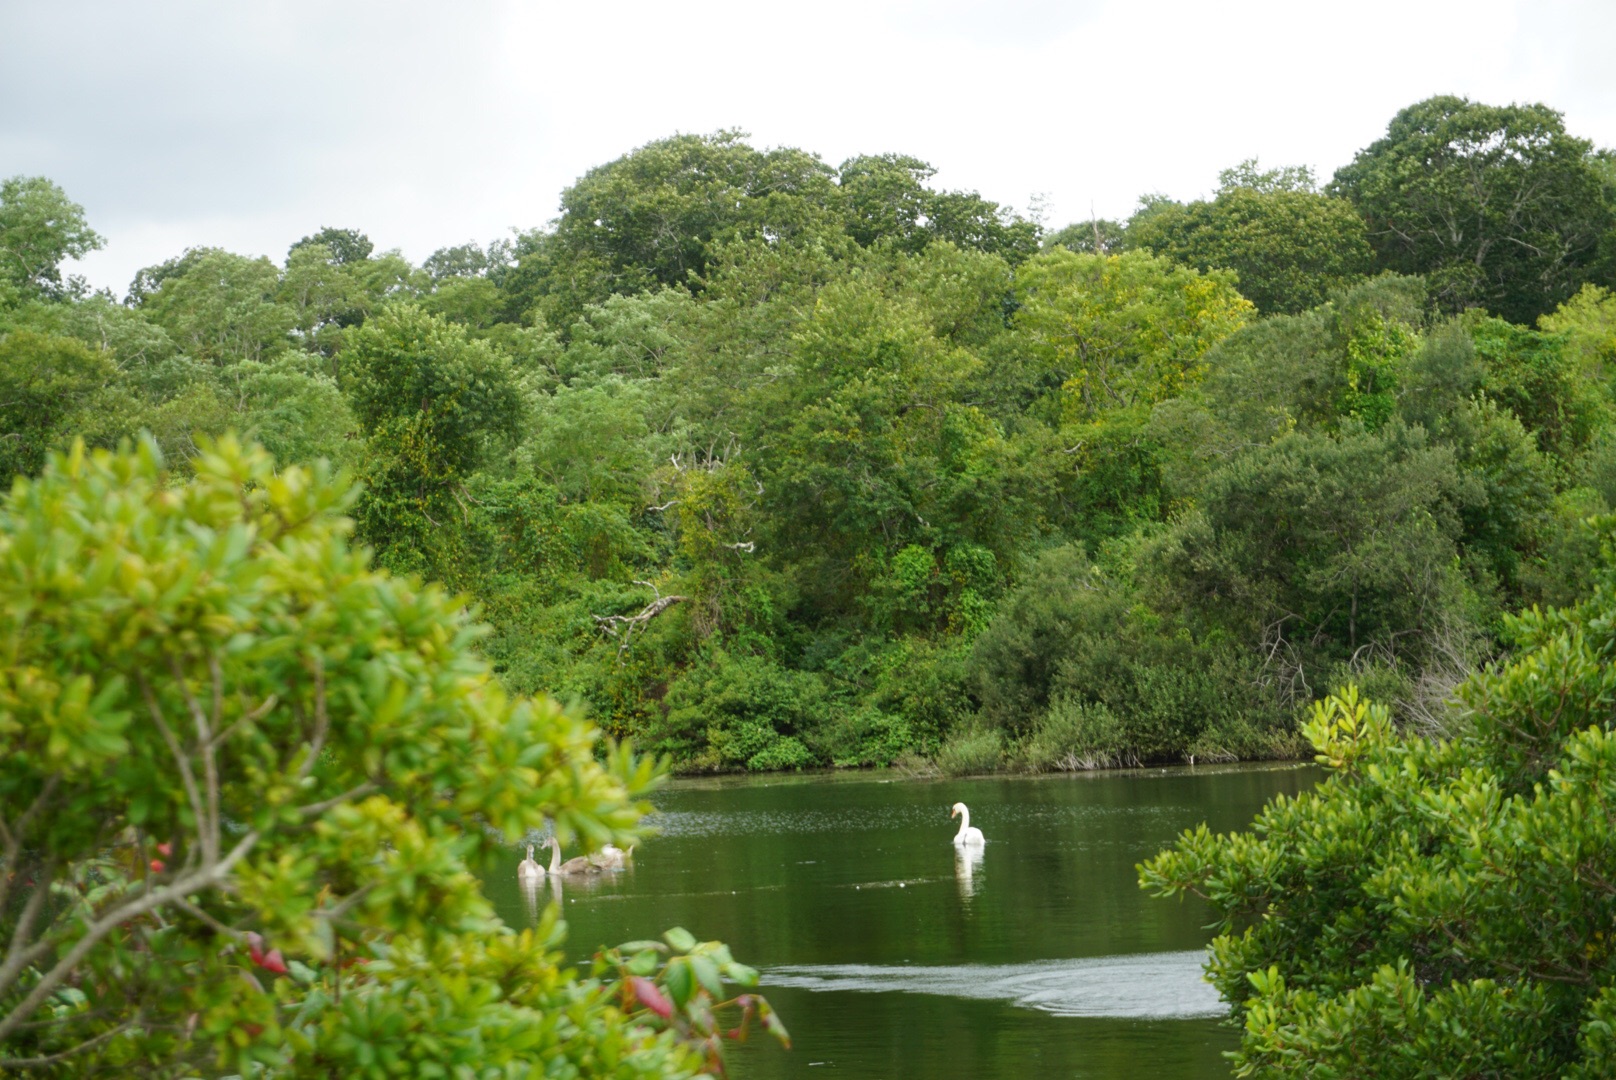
[
  {"xmin": 0, "ymin": 331, "xmax": 121, "ymax": 477},
  {"xmin": 0, "ymin": 436, "xmax": 781, "ymax": 1075},
  {"xmin": 279, "ymin": 242, "xmax": 370, "ymax": 362},
  {"xmin": 837, "ymin": 154, "xmax": 1039, "ymax": 262},
  {"xmin": 0, "ymin": 176, "xmax": 103, "ymax": 300},
  {"xmin": 1164, "ymin": 423, "xmax": 1473, "ymax": 704},
  {"xmin": 344, "ymin": 304, "xmax": 523, "ymax": 576},
  {"xmin": 1471, "ymin": 315, "xmax": 1605, "ymax": 460},
  {"xmin": 1012, "ymin": 248, "xmax": 1253, "ymax": 419},
  {"xmin": 1043, "ymin": 218, "xmax": 1127, "ymax": 256},
  {"xmin": 1331, "ymin": 96, "xmax": 1616, "ymax": 323},
  {"xmin": 519, "ymin": 131, "xmax": 840, "ymax": 319},
  {"xmin": 288, "ymin": 226, "xmax": 374, "ymax": 266},
  {"xmin": 1128, "ymin": 164, "xmax": 1372, "ymax": 315},
  {"xmin": 138, "ymin": 248, "xmax": 294, "ymax": 366}
]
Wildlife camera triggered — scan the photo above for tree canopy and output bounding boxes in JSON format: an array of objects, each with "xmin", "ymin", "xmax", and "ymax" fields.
[
  {"xmin": 1332, "ymin": 95, "xmax": 1616, "ymax": 324},
  {"xmin": 1, "ymin": 103, "xmax": 1614, "ymax": 782}
]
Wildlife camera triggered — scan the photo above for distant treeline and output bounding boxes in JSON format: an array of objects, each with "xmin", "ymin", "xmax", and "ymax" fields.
[{"xmin": 5, "ymin": 95, "xmax": 1616, "ymax": 772}]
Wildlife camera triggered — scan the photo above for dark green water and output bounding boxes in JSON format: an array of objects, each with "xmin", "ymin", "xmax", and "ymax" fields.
[{"xmin": 483, "ymin": 763, "xmax": 1317, "ymax": 1079}]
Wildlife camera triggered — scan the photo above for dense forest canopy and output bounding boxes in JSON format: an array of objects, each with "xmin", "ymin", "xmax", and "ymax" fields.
[{"xmin": 5, "ymin": 95, "xmax": 1616, "ymax": 775}]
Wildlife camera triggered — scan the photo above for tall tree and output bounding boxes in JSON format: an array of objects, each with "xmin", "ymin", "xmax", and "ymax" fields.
[
  {"xmin": 0, "ymin": 176, "xmax": 103, "ymax": 300},
  {"xmin": 344, "ymin": 304, "xmax": 523, "ymax": 577},
  {"xmin": 1128, "ymin": 162, "xmax": 1373, "ymax": 315},
  {"xmin": 1331, "ymin": 96, "xmax": 1616, "ymax": 324},
  {"xmin": 837, "ymin": 154, "xmax": 1039, "ymax": 262}
]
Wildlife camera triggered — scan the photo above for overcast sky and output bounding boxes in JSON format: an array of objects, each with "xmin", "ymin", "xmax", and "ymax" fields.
[{"xmin": 4, "ymin": 0, "xmax": 1615, "ymax": 294}]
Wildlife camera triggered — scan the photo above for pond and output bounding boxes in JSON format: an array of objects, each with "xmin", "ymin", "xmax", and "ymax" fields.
[{"xmin": 483, "ymin": 763, "xmax": 1318, "ymax": 1079}]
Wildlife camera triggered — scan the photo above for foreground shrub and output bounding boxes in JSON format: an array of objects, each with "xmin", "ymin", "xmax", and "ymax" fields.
[
  {"xmin": 0, "ymin": 437, "xmax": 781, "ymax": 1076},
  {"xmin": 1141, "ymin": 560, "xmax": 1616, "ymax": 1075}
]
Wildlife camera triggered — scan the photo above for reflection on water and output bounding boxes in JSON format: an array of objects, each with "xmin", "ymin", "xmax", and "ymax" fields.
[
  {"xmin": 766, "ymin": 951, "xmax": 1222, "ymax": 1019},
  {"xmin": 480, "ymin": 762, "xmax": 1316, "ymax": 1079},
  {"xmin": 519, "ymin": 874, "xmax": 542, "ymax": 923},
  {"xmin": 954, "ymin": 844, "xmax": 983, "ymax": 900}
]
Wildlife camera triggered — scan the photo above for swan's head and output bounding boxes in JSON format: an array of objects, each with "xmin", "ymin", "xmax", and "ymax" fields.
[
  {"xmin": 526, "ymin": 844, "xmax": 534, "ymax": 858},
  {"xmin": 950, "ymin": 802, "xmax": 966, "ymax": 818}
]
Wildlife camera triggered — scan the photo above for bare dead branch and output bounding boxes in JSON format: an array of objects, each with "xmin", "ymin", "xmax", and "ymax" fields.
[{"xmin": 593, "ymin": 589, "xmax": 689, "ymax": 656}]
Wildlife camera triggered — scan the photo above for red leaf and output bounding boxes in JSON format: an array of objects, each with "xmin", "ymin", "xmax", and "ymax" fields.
[
  {"xmin": 630, "ymin": 976, "xmax": 673, "ymax": 1018},
  {"xmin": 155, "ymin": 842, "xmax": 173, "ymax": 857},
  {"xmin": 149, "ymin": 859, "xmax": 165, "ymax": 873},
  {"xmin": 259, "ymin": 948, "xmax": 289, "ymax": 975},
  {"xmin": 245, "ymin": 932, "xmax": 266, "ymax": 966}
]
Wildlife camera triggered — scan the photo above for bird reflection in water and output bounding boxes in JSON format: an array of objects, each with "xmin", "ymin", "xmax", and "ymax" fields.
[
  {"xmin": 520, "ymin": 869, "xmax": 544, "ymax": 922},
  {"xmin": 955, "ymin": 843, "xmax": 984, "ymax": 899}
]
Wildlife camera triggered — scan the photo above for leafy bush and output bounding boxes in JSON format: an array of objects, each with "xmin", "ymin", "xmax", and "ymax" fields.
[
  {"xmin": 655, "ymin": 650, "xmax": 827, "ymax": 770},
  {"xmin": 935, "ymin": 726, "xmax": 1004, "ymax": 776},
  {"xmin": 1021, "ymin": 697, "xmax": 1129, "ymax": 770},
  {"xmin": 1141, "ymin": 556, "xmax": 1616, "ymax": 1074},
  {"xmin": 0, "ymin": 437, "xmax": 778, "ymax": 1075}
]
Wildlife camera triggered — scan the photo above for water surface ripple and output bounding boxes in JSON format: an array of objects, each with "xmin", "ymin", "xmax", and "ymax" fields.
[{"xmin": 766, "ymin": 951, "xmax": 1223, "ymax": 1019}]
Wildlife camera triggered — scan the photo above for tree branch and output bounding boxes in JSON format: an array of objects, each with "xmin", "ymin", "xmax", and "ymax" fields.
[
  {"xmin": 0, "ymin": 1018, "xmax": 137, "ymax": 1070},
  {"xmin": 137, "ymin": 677, "xmax": 208, "ymax": 863},
  {"xmin": 0, "ymin": 829, "xmax": 260, "ymax": 1044}
]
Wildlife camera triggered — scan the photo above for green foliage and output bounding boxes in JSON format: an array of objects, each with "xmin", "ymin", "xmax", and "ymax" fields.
[
  {"xmin": 10, "ymin": 100, "xmax": 1616, "ymax": 784},
  {"xmin": 138, "ymin": 248, "xmax": 295, "ymax": 366},
  {"xmin": 1012, "ymin": 248, "xmax": 1253, "ymax": 418},
  {"xmin": 935, "ymin": 726, "xmax": 1004, "ymax": 776},
  {"xmin": 289, "ymin": 226, "xmax": 374, "ymax": 266},
  {"xmin": 1165, "ymin": 423, "xmax": 1474, "ymax": 701},
  {"xmin": 0, "ymin": 330, "xmax": 121, "ymax": 477},
  {"xmin": 1128, "ymin": 169, "xmax": 1372, "ymax": 315},
  {"xmin": 343, "ymin": 305, "xmax": 522, "ymax": 576},
  {"xmin": 0, "ymin": 176, "xmax": 103, "ymax": 299},
  {"xmin": 969, "ymin": 543, "xmax": 1289, "ymax": 765},
  {"xmin": 838, "ymin": 154, "xmax": 1039, "ymax": 262},
  {"xmin": 1471, "ymin": 315, "xmax": 1605, "ymax": 459},
  {"xmin": 0, "ymin": 437, "xmax": 775, "ymax": 1076},
  {"xmin": 655, "ymin": 650, "xmax": 826, "ymax": 770},
  {"xmin": 1140, "ymin": 569, "xmax": 1616, "ymax": 1075},
  {"xmin": 1332, "ymin": 95, "xmax": 1616, "ymax": 323}
]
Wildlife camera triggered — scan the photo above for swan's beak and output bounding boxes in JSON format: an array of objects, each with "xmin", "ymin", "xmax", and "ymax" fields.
[{"xmin": 949, "ymin": 806, "xmax": 959, "ymax": 818}]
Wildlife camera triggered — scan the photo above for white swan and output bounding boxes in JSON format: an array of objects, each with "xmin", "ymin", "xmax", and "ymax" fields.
[
  {"xmin": 950, "ymin": 802, "xmax": 985, "ymax": 846},
  {"xmin": 589, "ymin": 843, "xmax": 632, "ymax": 870},
  {"xmin": 518, "ymin": 843, "xmax": 544, "ymax": 882}
]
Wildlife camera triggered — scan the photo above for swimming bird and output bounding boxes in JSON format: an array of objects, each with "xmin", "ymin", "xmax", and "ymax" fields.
[
  {"xmin": 589, "ymin": 843, "xmax": 632, "ymax": 869},
  {"xmin": 518, "ymin": 843, "xmax": 544, "ymax": 882},
  {"xmin": 549, "ymin": 836, "xmax": 604, "ymax": 877},
  {"xmin": 950, "ymin": 802, "xmax": 985, "ymax": 846}
]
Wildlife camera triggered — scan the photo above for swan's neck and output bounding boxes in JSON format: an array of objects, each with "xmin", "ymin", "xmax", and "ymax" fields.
[
  {"xmin": 549, "ymin": 837, "xmax": 562, "ymax": 874},
  {"xmin": 955, "ymin": 806, "xmax": 971, "ymax": 839}
]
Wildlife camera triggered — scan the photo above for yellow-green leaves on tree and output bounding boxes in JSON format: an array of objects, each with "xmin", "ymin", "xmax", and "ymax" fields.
[{"xmin": 1012, "ymin": 249, "xmax": 1252, "ymax": 422}]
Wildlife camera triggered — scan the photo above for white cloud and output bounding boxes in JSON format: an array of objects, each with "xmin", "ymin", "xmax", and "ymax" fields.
[{"xmin": 3, "ymin": 0, "xmax": 1613, "ymax": 294}]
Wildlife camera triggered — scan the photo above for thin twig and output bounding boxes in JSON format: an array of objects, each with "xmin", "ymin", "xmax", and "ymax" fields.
[
  {"xmin": 0, "ymin": 1019, "xmax": 137, "ymax": 1069},
  {"xmin": 138, "ymin": 677, "xmax": 207, "ymax": 862}
]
